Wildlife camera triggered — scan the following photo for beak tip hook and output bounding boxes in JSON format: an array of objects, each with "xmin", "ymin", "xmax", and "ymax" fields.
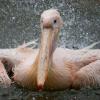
[{"xmin": 37, "ymin": 83, "xmax": 44, "ymax": 91}]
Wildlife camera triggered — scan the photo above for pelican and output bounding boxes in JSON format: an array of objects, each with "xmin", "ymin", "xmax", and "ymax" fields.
[{"xmin": 0, "ymin": 9, "xmax": 100, "ymax": 91}]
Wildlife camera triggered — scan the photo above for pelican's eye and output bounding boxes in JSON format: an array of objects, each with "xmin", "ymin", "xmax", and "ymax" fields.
[{"xmin": 53, "ymin": 19, "xmax": 57, "ymax": 24}]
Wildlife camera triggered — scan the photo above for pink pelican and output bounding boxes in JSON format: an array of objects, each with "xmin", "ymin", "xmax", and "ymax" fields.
[{"xmin": 0, "ymin": 9, "xmax": 100, "ymax": 91}]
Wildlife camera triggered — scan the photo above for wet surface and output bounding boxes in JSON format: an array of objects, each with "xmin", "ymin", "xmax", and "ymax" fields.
[
  {"xmin": 1, "ymin": 86, "xmax": 100, "ymax": 100},
  {"xmin": 0, "ymin": 0, "xmax": 100, "ymax": 100}
]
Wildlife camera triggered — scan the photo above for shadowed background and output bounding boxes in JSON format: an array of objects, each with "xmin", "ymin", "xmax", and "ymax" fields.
[{"xmin": 0, "ymin": 0, "xmax": 100, "ymax": 100}]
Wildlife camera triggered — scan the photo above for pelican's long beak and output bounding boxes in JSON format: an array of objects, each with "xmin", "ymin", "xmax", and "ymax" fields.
[{"xmin": 37, "ymin": 28, "xmax": 58, "ymax": 90}]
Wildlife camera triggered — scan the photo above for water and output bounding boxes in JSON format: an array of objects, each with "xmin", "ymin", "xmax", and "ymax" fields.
[{"xmin": 0, "ymin": 0, "xmax": 100, "ymax": 100}]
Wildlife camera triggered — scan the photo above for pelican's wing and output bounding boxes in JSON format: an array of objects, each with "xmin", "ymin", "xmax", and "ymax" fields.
[
  {"xmin": 80, "ymin": 41, "xmax": 100, "ymax": 50},
  {"xmin": 0, "ymin": 60, "xmax": 11, "ymax": 87},
  {"xmin": 72, "ymin": 59, "xmax": 100, "ymax": 89}
]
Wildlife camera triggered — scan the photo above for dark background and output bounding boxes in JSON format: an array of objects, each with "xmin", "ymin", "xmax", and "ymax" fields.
[{"xmin": 0, "ymin": 0, "xmax": 100, "ymax": 100}]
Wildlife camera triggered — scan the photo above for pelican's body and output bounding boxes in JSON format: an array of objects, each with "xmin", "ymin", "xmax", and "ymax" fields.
[
  {"xmin": 11, "ymin": 47, "xmax": 100, "ymax": 90},
  {"xmin": 0, "ymin": 9, "xmax": 100, "ymax": 90}
]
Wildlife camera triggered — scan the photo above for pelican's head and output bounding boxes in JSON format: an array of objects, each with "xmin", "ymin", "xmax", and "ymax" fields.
[
  {"xmin": 37, "ymin": 9, "xmax": 63, "ymax": 90},
  {"xmin": 41, "ymin": 9, "xmax": 63, "ymax": 32}
]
